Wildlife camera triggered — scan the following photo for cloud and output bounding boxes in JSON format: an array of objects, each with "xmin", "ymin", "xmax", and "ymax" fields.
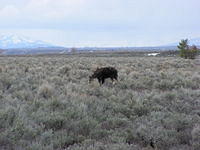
[
  {"xmin": 0, "ymin": 0, "xmax": 199, "ymax": 29},
  {"xmin": 0, "ymin": 0, "xmax": 199, "ymax": 46},
  {"xmin": 0, "ymin": 0, "xmax": 146, "ymax": 27},
  {"xmin": 0, "ymin": 5, "xmax": 20, "ymax": 18},
  {"xmin": 24, "ymin": 0, "xmax": 87, "ymax": 20},
  {"xmin": 0, "ymin": 0, "xmax": 89, "ymax": 26}
]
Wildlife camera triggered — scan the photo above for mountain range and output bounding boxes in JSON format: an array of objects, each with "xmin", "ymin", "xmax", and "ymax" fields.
[
  {"xmin": 0, "ymin": 34, "xmax": 56, "ymax": 49},
  {"xmin": 0, "ymin": 34, "xmax": 199, "ymax": 55},
  {"xmin": 165, "ymin": 38, "xmax": 200, "ymax": 47},
  {"xmin": 188, "ymin": 38, "xmax": 200, "ymax": 46}
]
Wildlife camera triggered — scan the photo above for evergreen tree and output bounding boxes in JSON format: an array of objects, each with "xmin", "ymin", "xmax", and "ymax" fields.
[{"xmin": 177, "ymin": 39, "xmax": 189, "ymax": 59}]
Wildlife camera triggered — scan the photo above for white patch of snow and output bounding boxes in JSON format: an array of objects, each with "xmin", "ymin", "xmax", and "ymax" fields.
[
  {"xmin": 147, "ymin": 53, "xmax": 160, "ymax": 56},
  {"xmin": 11, "ymin": 36, "xmax": 22, "ymax": 44}
]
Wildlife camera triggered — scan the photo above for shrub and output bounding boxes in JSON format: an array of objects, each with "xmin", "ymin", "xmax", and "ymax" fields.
[
  {"xmin": 178, "ymin": 39, "xmax": 199, "ymax": 59},
  {"xmin": 66, "ymin": 141, "xmax": 140, "ymax": 150},
  {"xmin": 38, "ymin": 82, "xmax": 54, "ymax": 99},
  {"xmin": 187, "ymin": 45, "xmax": 199, "ymax": 59},
  {"xmin": 0, "ymin": 74, "xmax": 13, "ymax": 92},
  {"xmin": 191, "ymin": 125, "xmax": 200, "ymax": 150},
  {"xmin": 0, "ymin": 56, "xmax": 199, "ymax": 150},
  {"xmin": 59, "ymin": 65, "xmax": 71, "ymax": 75}
]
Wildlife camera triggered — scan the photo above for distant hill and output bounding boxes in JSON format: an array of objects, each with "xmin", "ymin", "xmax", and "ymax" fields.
[
  {"xmin": 0, "ymin": 34, "xmax": 67, "ymax": 55},
  {"xmin": 0, "ymin": 34, "xmax": 58, "ymax": 49},
  {"xmin": 2, "ymin": 47, "xmax": 69, "ymax": 55},
  {"xmin": 189, "ymin": 38, "xmax": 200, "ymax": 46},
  {"xmin": 1, "ymin": 35, "xmax": 199, "ymax": 55},
  {"xmin": 0, "ymin": 49, "xmax": 5, "ymax": 54},
  {"xmin": 166, "ymin": 38, "xmax": 200, "ymax": 47}
]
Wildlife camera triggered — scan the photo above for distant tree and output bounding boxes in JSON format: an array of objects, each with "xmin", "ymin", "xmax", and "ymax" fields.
[
  {"xmin": 70, "ymin": 47, "xmax": 77, "ymax": 53},
  {"xmin": 178, "ymin": 39, "xmax": 189, "ymax": 59},
  {"xmin": 188, "ymin": 45, "xmax": 198, "ymax": 59},
  {"xmin": 178, "ymin": 39, "xmax": 198, "ymax": 59}
]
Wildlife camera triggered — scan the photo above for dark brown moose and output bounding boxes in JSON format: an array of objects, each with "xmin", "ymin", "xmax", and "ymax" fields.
[{"xmin": 89, "ymin": 67, "xmax": 118, "ymax": 85}]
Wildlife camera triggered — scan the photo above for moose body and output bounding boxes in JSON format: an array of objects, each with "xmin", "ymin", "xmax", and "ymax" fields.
[{"xmin": 89, "ymin": 67, "xmax": 118, "ymax": 85}]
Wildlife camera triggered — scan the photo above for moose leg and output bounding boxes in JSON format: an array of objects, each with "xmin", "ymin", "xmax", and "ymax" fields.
[
  {"xmin": 98, "ymin": 78, "xmax": 102, "ymax": 85},
  {"xmin": 101, "ymin": 78, "xmax": 105, "ymax": 85},
  {"xmin": 111, "ymin": 77, "xmax": 115, "ymax": 85},
  {"xmin": 112, "ymin": 76, "xmax": 117, "ymax": 85},
  {"xmin": 111, "ymin": 77, "xmax": 114, "ymax": 82}
]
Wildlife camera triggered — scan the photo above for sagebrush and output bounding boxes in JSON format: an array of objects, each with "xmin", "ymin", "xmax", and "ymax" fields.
[{"xmin": 0, "ymin": 55, "xmax": 199, "ymax": 150}]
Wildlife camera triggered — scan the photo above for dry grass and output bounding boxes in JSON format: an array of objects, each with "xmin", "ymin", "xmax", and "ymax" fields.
[{"xmin": 0, "ymin": 55, "xmax": 199, "ymax": 150}]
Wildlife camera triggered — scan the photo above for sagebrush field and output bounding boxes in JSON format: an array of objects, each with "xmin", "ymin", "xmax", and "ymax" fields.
[{"xmin": 0, "ymin": 55, "xmax": 200, "ymax": 150}]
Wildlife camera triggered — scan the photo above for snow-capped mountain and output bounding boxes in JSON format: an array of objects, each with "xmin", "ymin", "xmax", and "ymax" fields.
[
  {"xmin": 0, "ymin": 34, "xmax": 55, "ymax": 49},
  {"xmin": 166, "ymin": 38, "xmax": 200, "ymax": 47},
  {"xmin": 189, "ymin": 38, "xmax": 200, "ymax": 46}
]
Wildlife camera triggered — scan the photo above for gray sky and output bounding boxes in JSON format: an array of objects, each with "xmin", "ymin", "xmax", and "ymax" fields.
[{"xmin": 0, "ymin": 0, "xmax": 199, "ymax": 47}]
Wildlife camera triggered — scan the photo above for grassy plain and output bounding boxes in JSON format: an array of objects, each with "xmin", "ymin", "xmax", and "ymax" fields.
[{"xmin": 0, "ymin": 53, "xmax": 200, "ymax": 150}]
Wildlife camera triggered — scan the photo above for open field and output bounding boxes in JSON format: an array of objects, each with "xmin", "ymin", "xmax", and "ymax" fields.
[{"xmin": 0, "ymin": 54, "xmax": 200, "ymax": 150}]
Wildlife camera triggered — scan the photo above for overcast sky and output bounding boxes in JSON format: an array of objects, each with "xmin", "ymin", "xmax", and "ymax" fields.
[{"xmin": 0, "ymin": 0, "xmax": 199, "ymax": 47}]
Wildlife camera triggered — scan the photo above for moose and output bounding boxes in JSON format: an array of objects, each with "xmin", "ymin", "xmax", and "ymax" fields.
[{"xmin": 89, "ymin": 67, "xmax": 118, "ymax": 85}]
